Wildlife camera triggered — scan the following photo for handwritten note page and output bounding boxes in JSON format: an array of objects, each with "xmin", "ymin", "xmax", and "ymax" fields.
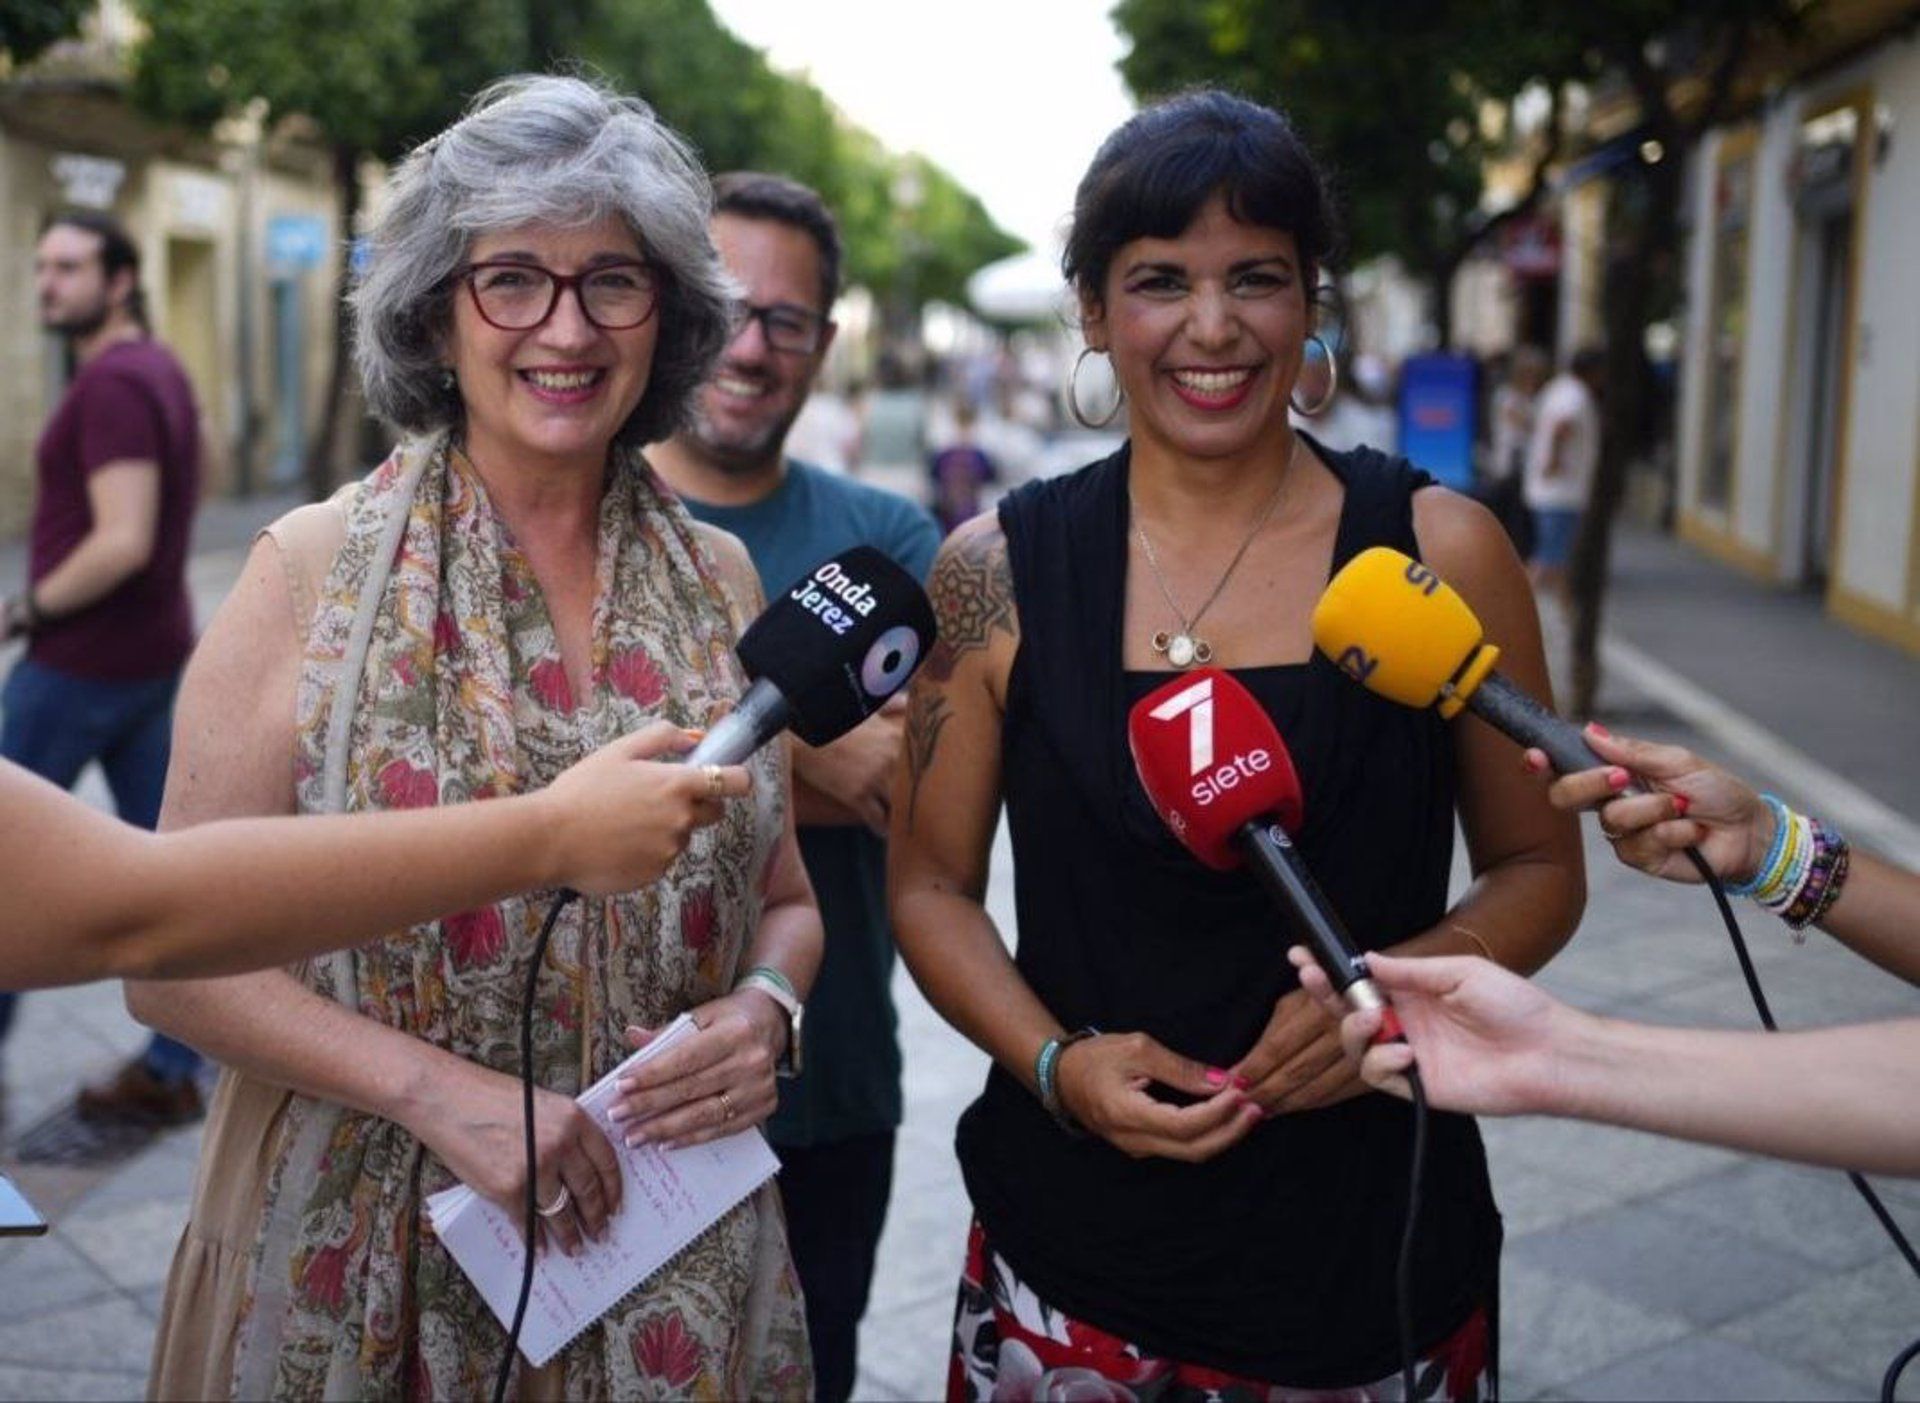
[{"xmin": 425, "ymin": 1014, "xmax": 779, "ymax": 1366}]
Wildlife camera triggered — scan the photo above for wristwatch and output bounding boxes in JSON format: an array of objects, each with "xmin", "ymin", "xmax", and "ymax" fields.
[{"xmin": 735, "ymin": 967, "xmax": 804, "ymax": 1079}]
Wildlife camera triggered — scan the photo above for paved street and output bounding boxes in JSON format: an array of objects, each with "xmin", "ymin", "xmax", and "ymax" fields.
[{"xmin": 1, "ymin": 479, "xmax": 1916, "ymax": 1401}]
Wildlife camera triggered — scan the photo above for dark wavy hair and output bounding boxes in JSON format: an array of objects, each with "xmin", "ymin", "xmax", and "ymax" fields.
[
  {"xmin": 1063, "ymin": 89, "xmax": 1339, "ymax": 305},
  {"xmin": 42, "ymin": 208, "xmax": 148, "ymax": 330}
]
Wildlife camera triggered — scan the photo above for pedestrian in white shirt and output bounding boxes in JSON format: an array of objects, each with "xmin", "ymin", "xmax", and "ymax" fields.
[{"xmin": 1523, "ymin": 347, "xmax": 1605, "ymax": 597}]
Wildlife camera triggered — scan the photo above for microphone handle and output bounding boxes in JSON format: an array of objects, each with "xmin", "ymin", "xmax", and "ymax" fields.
[
  {"xmin": 683, "ymin": 680, "xmax": 794, "ymax": 767},
  {"xmin": 1465, "ymin": 672, "xmax": 1614, "ymax": 780},
  {"xmin": 1238, "ymin": 822, "xmax": 1404, "ymax": 1039},
  {"xmin": 1239, "ymin": 822, "xmax": 1372, "ymax": 995}
]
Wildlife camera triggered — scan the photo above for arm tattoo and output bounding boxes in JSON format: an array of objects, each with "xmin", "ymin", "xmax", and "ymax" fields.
[
  {"xmin": 904, "ymin": 524, "xmax": 1015, "ymax": 831},
  {"xmin": 902, "ymin": 685, "xmax": 950, "ymax": 833},
  {"xmin": 924, "ymin": 524, "xmax": 1015, "ymax": 683}
]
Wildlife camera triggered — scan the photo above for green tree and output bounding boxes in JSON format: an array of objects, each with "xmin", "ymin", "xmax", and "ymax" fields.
[
  {"xmin": 581, "ymin": 0, "xmax": 1019, "ymax": 308},
  {"xmin": 1111, "ymin": 0, "xmax": 1804, "ymax": 716},
  {"xmin": 1114, "ymin": 0, "xmax": 1567, "ymax": 346},
  {"xmin": 0, "ymin": 0, "xmax": 89, "ymax": 70},
  {"xmin": 129, "ymin": 0, "xmax": 596, "ymax": 495}
]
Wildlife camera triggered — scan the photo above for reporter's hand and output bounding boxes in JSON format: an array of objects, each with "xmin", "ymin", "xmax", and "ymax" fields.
[
  {"xmin": 1523, "ymin": 725, "xmax": 1769, "ymax": 884},
  {"xmin": 540, "ymin": 722, "xmax": 751, "ymax": 895},
  {"xmin": 606, "ymin": 988, "xmax": 785, "ymax": 1149},
  {"xmin": 1052, "ymin": 1031, "xmax": 1261, "ymax": 1162},
  {"xmin": 1230, "ymin": 986, "xmax": 1369, "ymax": 1115},
  {"xmin": 793, "ymin": 695, "xmax": 906, "ymax": 834},
  {"xmin": 414, "ymin": 1062, "xmax": 623, "ymax": 1258},
  {"xmin": 1287, "ymin": 947, "xmax": 1571, "ymax": 1117}
]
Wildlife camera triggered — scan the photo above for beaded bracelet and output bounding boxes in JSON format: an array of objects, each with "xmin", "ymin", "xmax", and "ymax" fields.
[
  {"xmin": 1756, "ymin": 810, "xmax": 1813, "ymax": 913},
  {"xmin": 1725, "ymin": 794, "xmax": 1792, "ymax": 897},
  {"xmin": 1781, "ymin": 820, "xmax": 1850, "ymax": 936}
]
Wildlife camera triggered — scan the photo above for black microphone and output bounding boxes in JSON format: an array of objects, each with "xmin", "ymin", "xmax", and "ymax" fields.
[{"xmin": 686, "ymin": 545, "xmax": 937, "ymax": 764}]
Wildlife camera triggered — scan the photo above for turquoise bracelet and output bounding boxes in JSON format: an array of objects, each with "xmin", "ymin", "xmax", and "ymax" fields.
[
  {"xmin": 1034, "ymin": 1028, "xmax": 1099, "ymax": 1134},
  {"xmin": 1725, "ymin": 794, "xmax": 1791, "ymax": 897}
]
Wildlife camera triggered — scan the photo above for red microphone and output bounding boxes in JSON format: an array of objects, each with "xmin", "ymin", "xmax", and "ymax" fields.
[{"xmin": 1128, "ymin": 669, "xmax": 1402, "ymax": 1038}]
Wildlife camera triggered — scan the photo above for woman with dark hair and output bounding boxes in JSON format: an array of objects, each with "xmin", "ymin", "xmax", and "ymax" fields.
[
  {"xmin": 892, "ymin": 90, "xmax": 1584, "ymax": 1398},
  {"xmin": 137, "ymin": 76, "xmax": 818, "ymax": 1398}
]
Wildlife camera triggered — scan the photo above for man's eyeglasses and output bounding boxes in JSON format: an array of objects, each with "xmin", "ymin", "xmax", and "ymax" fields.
[
  {"xmin": 457, "ymin": 259, "xmax": 659, "ymax": 331},
  {"xmin": 733, "ymin": 300, "xmax": 828, "ymax": 355}
]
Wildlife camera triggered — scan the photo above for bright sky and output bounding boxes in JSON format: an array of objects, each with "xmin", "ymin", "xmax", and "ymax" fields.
[{"xmin": 707, "ymin": 0, "xmax": 1137, "ymax": 252}]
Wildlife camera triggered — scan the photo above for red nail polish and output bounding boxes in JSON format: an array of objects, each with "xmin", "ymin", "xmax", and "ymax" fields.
[
  {"xmin": 1588, "ymin": 722, "xmax": 1611, "ymax": 738},
  {"xmin": 1673, "ymin": 794, "xmax": 1690, "ymax": 817},
  {"xmin": 1608, "ymin": 768, "xmax": 1631, "ymax": 790},
  {"xmin": 1205, "ymin": 1068, "xmax": 1227, "ymax": 1087}
]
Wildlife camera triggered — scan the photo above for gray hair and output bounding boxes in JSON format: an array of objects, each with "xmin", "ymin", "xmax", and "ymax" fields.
[{"xmin": 352, "ymin": 74, "xmax": 735, "ymax": 448}]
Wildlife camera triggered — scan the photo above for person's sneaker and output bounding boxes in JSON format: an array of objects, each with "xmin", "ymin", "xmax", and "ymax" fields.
[{"xmin": 75, "ymin": 1058, "xmax": 203, "ymax": 1127}]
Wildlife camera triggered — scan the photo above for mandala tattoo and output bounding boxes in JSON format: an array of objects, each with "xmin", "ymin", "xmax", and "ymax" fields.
[{"xmin": 924, "ymin": 525, "xmax": 1015, "ymax": 683}]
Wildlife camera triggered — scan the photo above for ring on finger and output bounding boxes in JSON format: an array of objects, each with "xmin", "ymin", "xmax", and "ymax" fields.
[
  {"xmin": 703, "ymin": 763, "xmax": 726, "ymax": 797},
  {"xmin": 536, "ymin": 1184, "xmax": 572, "ymax": 1218},
  {"xmin": 718, "ymin": 1089, "xmax": 735, "ymax": 1122}
]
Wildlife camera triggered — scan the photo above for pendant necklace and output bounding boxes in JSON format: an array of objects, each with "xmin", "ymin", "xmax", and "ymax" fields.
[{"xmin": 1134, "ymin": 435, "xmax": 1301, "ymax": 669}]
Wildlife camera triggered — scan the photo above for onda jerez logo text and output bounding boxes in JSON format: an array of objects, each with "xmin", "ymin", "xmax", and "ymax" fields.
[
  {"xmin": 789, "ymin": 560, "xmax": 878, "ymax": 636},
  {"xmin": 1146, "ymin": 676, "xmax": 1274, "ymax": 806}
]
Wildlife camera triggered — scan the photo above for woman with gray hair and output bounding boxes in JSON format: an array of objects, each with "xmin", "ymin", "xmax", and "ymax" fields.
[{"xmin": 141, "ymin": 75, "xmax": 819, "ymax": 1399}]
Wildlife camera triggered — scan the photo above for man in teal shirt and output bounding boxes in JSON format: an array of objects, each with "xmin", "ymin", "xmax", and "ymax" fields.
[{"xmin": 652, "ymin": 172, "xmax": 940, "ymax": 1403}]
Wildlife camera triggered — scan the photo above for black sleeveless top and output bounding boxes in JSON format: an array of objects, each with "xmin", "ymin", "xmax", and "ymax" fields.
[{"xmin": 955, "ymin": 439, "xmax": 1501, "ymax": 1387}]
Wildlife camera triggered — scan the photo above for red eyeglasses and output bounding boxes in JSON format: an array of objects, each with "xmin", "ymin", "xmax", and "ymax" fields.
[{"xmin": 456, "ymin": 259, "xmax": 660, "ymax": 331}]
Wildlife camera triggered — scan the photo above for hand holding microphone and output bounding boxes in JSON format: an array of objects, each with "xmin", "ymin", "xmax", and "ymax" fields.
[
  {"xmin": 1128, "ymin": 669, "xmax": 1403, "ymax": 1114},
  {"xmin": 1287, "ymin": 947, "xmax": 1566, "ymax": 1116},
  {"xmin": 608, "ymin": 545, "xmax": 937, "ymax": 1145},
  {"xmin": 1525, "ymin": 726, "xmax": 1769, "ymax": 885}
]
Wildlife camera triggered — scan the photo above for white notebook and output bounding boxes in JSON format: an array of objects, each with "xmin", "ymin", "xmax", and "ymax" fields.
[{"xmin": 425, "ymin": 1013, "xmax": 779, "ymax": 1366}]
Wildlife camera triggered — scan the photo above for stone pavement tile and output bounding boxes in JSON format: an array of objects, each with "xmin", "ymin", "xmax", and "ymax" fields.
[
  {"xmin": 1529, "ymin": 949, "xmax": 1705, "ymax": 1010},
  {"xmin": 1485, "ymin": 1156, "xmax": 1632, "ymax": 1239},
  {"xmin": 1640, "ymin": 961, "xmax": 1919, "ymax": 1033},
  {"xmin": 1490, "ymin": 1115, "xmax": 1744, "ymax": 1200},
  {"xmin": 1715, "ymin": 1255, "xmax": 1920, "ymax": 1392},
  {"xmin": 0, "ymin": 1232, "xmax": 118, "ymax": 1317},
  {"xmin": 1555, "ymin": 1334, "xmax": 1856, "ymax": 1401},
  {"xmin": 62, "ymin": 1195, "xmax": 191, "ymax": 1292},
  {"xmin": 856, "ymin": 1295, "xmax": 948, "ymax": 1402},
  {"xmin": 1500, "ymin": 1261, "xmax": 1691, "ymax": 1389},
  {"xmin": 1507, "ymin": 1200, "xmax": 1827, "ymax": 1328},
  {"xmin": 0, "ymin": 1158, "xmax": 111, "ymax": 1224},
  {"xmin": 0, "ymin": 1364, "xmax": 150, "ymax": 1401},
  {"xmin": 71, "ymin": 1131, "xmax": 198, "ymax": 1216},
  {"xmin": 133, "ymin": 1283, "xmax": 168, "ymax": 1320},
  {"xmin": 1653, "ymin": 1159, "xmax": 1916, "ymax": 1272},
  {"xmin": 0, "ymin": 1294, "xmax": 156, "ymax": 1373}
]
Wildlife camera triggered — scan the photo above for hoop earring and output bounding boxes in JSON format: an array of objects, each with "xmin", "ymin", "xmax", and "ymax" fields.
[
  {"xmin": 1288, "ymin": 334, "xmax": 1339, "ymax": 416},
  {"xmin": 1066, "ymin": 347, "xmax": 1124, "ymax": 429}
]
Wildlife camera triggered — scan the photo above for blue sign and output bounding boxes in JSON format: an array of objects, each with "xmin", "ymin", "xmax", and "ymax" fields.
[
  {"xmin": 266, "ymin": 214, "xmax": 329, "ymax": 271},
  {"xmin": 1396, "ymin": 353, "xmax": 1478, "ymax": 491}
]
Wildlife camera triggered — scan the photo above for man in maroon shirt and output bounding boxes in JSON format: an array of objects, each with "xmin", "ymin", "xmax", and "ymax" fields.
[{"xmin": 0, "ymin": 210, "xmax": 206, "ymax": 1128}]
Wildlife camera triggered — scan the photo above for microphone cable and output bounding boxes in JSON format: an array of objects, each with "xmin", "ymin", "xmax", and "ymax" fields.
[
  {"xmin": 1682, "ymin": 846, "xmax": 1919, "ymax": 1403},
  {"xmin": 1397, "ymin": 1064, "xmax": 1430, "ymax": 1400},
  {"xmin": 492, "ymin": 887, "xmax": 578, "ymax": 1403}
]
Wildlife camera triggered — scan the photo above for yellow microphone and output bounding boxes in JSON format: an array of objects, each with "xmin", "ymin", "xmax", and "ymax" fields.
[{"xmin": 1312, "ymin": 546, "xmax": 1615, "ymax": 777}]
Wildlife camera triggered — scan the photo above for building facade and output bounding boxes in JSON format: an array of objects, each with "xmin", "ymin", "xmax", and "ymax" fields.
[
  {"xmin": 0, "ymin": 27, "xmax": 344, "ymax": 536},
  {"xmin": 1674, "ymin": 29, "xmax": 1920, "ymax": 655}
]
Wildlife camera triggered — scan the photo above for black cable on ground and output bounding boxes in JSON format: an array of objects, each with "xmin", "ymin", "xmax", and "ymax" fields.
[
  {"xmin": 1399, "ymin": 1065, "xmax": 1429, "ymax": 1400},
  {"xmin": 492, "ymin": 889, "xmax": 578, "ymax": 1403},
  {"xmin": 1684, "ymin": 847, "xmax": 1920, "ymax": 1403}
]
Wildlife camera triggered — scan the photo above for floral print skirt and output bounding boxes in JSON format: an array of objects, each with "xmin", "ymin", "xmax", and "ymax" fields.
[{"xmin": 948, "ymin": 1220, "xmax": 1494, "ymax": 1402}]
